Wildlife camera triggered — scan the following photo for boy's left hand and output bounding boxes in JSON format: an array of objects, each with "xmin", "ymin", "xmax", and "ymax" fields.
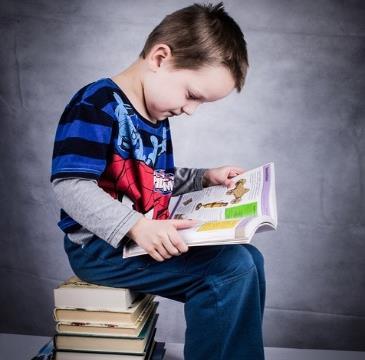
[{"xmin": 202, "ymin": 165, "xmax": 245, "ymax": 189}]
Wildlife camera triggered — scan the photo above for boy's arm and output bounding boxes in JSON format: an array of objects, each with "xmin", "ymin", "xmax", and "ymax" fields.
[
  {"xmin": 51, "ymin": 177, "xmax": 144, "ymax": 248},
  {"xmin": 173, "ymin": 167, "xmax": 208, "ymax": 196}
]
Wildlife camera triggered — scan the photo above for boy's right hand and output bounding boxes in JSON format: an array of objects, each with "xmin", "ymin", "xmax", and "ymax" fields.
[{"xmin": 126, "ymin": 218, "xmax": 197, "ymax": 262}]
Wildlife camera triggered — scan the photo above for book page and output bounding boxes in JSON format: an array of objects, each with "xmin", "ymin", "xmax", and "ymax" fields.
[
  {"xmin": 123, "ymin": 219, "xmax": 240, "ymax": 258},
  {"xmin": 169, "ymin": 164, "xmax": 268, "ymax": 221}
]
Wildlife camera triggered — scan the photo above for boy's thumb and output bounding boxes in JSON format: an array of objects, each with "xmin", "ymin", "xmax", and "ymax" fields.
[{"xmin": 170, "ymin": 219, "xmax": 198, "ymax": 230}]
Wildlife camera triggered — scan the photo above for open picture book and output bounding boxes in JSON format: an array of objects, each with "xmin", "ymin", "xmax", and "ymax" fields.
[{"xmin": 123, "ymin": 162, "xmax": 278, "ymax": 258}]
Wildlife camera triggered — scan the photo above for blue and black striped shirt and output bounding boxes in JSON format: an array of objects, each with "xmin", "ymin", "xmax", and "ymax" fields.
[{"xmin": 51, "ymin": 78, "xmax": 175, "ymax": 234}]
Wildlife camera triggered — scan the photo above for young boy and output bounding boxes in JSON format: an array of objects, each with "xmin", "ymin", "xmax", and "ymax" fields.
[{"xmin": 50, "ymin": 2, "xmax": 266, "ymax": 359}]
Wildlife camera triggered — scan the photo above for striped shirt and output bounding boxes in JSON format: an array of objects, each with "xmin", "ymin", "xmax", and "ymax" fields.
[{"xmin": 51, "ymin": 78, "xmax": 175, "ymax": 236}]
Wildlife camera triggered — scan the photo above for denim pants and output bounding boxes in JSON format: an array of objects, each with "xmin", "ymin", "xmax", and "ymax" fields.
[{"xmin": 64, "ymin": 235, "xmax": 266, "ymax": 360}]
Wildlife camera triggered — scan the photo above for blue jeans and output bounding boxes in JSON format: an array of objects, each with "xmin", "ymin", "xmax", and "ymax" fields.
[{"xmin": 64, "ymin": 235, "xmax": 266, "ymax": 360}]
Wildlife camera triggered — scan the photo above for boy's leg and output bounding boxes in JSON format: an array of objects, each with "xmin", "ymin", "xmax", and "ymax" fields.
[
  {"xmin": 64, "ymin": 235, "xmax": 265, "ymax": 360},
  {"xmin": 182, "ymin": 244, "xmax": 265, "ymax": 360},
  {"xmin": 241, "ymin": 244, "xmax": 266, "ymax": 322}
]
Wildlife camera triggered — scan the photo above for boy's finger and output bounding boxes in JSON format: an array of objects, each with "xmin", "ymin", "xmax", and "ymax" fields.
[
  {"xmin": 170, "ymin": 219, "xmax": 198, "ymax": 229},
  {"xmin": 155, "ymin": 242, "xmax": 172, "ymax": 259},
  {"xmin": 169, "ymin": 233, "xmax": 189, "ymax": 253},
  {"xmin": 227, "ymin": 183, "xmax": 235, "ymax": 190},
  {"xmin": 149, "ymin": 249, "xmax": 165, "ymax": 262},
  {"xmin": 162, "ymin": 236, "xmax": 182, "ymax": 256},
  {"xmin": 230, "ymin": 167, "xmax": 245, "ymax": 175}
]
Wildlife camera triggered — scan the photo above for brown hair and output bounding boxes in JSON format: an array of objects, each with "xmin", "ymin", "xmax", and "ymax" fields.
[{"xmin": 139, "ymin": 2, "xmax": 248, "ymax": 92}]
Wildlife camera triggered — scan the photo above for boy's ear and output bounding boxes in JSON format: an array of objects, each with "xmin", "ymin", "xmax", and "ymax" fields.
[{"xmin": 147, "ymin": 43, "xmax": 173, "ymax": 72}]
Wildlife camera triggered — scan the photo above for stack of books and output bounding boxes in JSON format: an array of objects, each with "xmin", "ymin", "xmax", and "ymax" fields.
[{"xmin": 51, "ymin": 276, "xmax": 166, "ymax": 360}]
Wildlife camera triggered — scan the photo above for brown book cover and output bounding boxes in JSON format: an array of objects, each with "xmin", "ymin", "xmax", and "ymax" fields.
[
  {"xmin": 54, "ymin": 294, "xmax": 154, "ymax": 326},
  {"xmin": 54, "ymin": 332, "xmax": 158, "ymax": 360},
  {"xmin": 56, "ymin": 301, "xmax": 158, "ymax": 337},
  {"xmin": 54, "ymin": 313, "xmax": 158, "ymax": 354}
]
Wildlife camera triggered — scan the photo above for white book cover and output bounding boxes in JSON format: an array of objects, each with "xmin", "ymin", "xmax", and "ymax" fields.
[{"xmin": 54, "ymin": 276, "xmax": 141, "ymax": 311}]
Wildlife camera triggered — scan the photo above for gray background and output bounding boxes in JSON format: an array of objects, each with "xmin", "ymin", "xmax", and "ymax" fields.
[{"xmin": 0, "ymin": 0, "xmax": 364, "ymax": 351}]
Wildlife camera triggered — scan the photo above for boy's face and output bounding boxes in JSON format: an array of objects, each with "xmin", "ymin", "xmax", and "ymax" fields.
[{"xmin": 142, "ymin": 47, "xmax": 236, "ymax": 122}]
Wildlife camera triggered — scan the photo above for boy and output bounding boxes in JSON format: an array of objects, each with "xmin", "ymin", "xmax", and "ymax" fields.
[{"xmin": 51, "ymin": 2, "xmax": 266, "ymax": 359}]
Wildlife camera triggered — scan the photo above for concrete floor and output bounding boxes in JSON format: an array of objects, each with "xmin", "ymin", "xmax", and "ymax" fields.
[
  {"xmin": 165, "ymin": 342, "xmax": 365, "ymax": 360},
  {"xmin": 1, "ymin": 334, "xmax": 364, "ymax": 360}
]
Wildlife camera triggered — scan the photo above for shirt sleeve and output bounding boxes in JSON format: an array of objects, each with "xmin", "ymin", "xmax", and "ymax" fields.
[
  {"xmin": 172, "ymin": 167, "xmax": 208, "ymax": 196},
  {"xmin": 51, "ymin": 177, "xmax": 144, "ymax": 248},
  {"xmin": 50, "ymin": 102, "xmax": 114, "ymax": 182}
]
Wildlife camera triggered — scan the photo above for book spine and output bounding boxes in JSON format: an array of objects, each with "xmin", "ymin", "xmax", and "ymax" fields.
[{"xmin": 261, "ymin": 163, "xmax": 271, "ymax": 217}]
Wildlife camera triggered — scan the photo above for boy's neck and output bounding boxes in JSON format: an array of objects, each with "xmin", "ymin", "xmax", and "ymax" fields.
[{"xmin": 111, "ymin": 59, "xmax": 157, "ymax": 124}]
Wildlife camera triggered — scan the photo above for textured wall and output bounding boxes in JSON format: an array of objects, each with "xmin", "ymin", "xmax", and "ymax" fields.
[{"xmin": 0, "ymin": 0, "xmax": 364, "ymax": 351}]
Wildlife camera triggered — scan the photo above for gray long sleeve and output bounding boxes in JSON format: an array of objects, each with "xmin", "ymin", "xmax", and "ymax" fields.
[
  {"xmin": 172, "ymin": 167, "xmax": 207, "ymax": 196},
  {"xmin": 52, "ymin": 178, "xmax": 144, "ymax": 248},
  {"xmin": 52, "ymin": 167, "xmax": 208, "ymax": 248}
]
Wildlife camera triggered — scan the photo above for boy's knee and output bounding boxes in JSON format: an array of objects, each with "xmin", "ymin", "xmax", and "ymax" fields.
[
  {"xmin": 205, "ymin": 245, "xmax": 255, "ymax": 279},
  {"xmin": 242, "ymin": 244, "xmax": 264, "ymax": 268}
]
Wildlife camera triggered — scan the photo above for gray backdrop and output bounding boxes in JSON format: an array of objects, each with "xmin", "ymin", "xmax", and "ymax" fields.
[{"xmin": 0, "ymin": 0, "xmax": 364, "ymax": 351}]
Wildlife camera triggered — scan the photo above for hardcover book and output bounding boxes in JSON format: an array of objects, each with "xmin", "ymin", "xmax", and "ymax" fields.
[
  {"xmin": 56, "ymin": 301, "xmax": 157, "ymax": 337},
  {"xmin": 54, "ymin": 313, "xmax": 158, "ymax": 354},
  {"xmin": 54, "ymin": 294, "xmax": 154, "ymax": 327},
  {"xmin": 54, "ymin": 276, "xmax": 141, "ymax": 311}
]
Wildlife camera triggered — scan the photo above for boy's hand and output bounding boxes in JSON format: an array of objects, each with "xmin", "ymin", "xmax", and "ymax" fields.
[
  {"xmin": 126, "ymin": 218, "xmax": 197, "ymax": 262},
  {"xmin": 203, "ymin": 165, "xmax": 245, "ymax": 189}
]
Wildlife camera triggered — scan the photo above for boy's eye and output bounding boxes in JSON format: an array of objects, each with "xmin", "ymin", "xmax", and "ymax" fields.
[{"xmin": 187, "ymin": 92, "xmax": 199, "ymax": 101}]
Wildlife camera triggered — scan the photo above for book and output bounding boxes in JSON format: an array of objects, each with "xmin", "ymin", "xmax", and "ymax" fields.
[
  {"xmin": 54, "ymin": 313, "xmax": 159, "ymax": 354},
  {"xmin": 53, "ymin": 341, "xmax": 166, "ymax": 360},
  {"xmin": 54, "ymin": 294, "xmax": 154, "ymax": 327},
  {"xmin": 56, "ymin": 300, "xmax": 157, "ymax": 337},
  {"xmin": 123, "ymin": 162, "xmax": 278, "ymax": 258},
  {"xmin": 151, "ymin": 342, "xmax": 166, "ymax": 360},
  {"xmin": 32, "ymin": 339, "xmax": 166, "ymax": 360},
  {"xmin": 31, "ymin": 338, "xmax": 55, "ymax": 360},
  {"xmin": 54, "ymin": 276, "xmax": 141, "ymax": 311}
]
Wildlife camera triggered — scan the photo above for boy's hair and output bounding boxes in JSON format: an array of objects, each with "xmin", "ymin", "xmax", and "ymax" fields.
[{"xmin": 139, "ymin": 2, "xmax": 248, "ymax": 92}]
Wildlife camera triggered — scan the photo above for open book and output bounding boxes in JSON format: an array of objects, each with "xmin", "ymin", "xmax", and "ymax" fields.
[{"xmin": 123, "ymin": 162, "xmax": 278, "ymax": 258}]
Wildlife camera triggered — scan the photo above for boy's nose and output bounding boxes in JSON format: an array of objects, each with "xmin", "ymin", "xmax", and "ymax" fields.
[{"xmin": 182, "ymin": 102, "xmax": 200, "ymax": 116}]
